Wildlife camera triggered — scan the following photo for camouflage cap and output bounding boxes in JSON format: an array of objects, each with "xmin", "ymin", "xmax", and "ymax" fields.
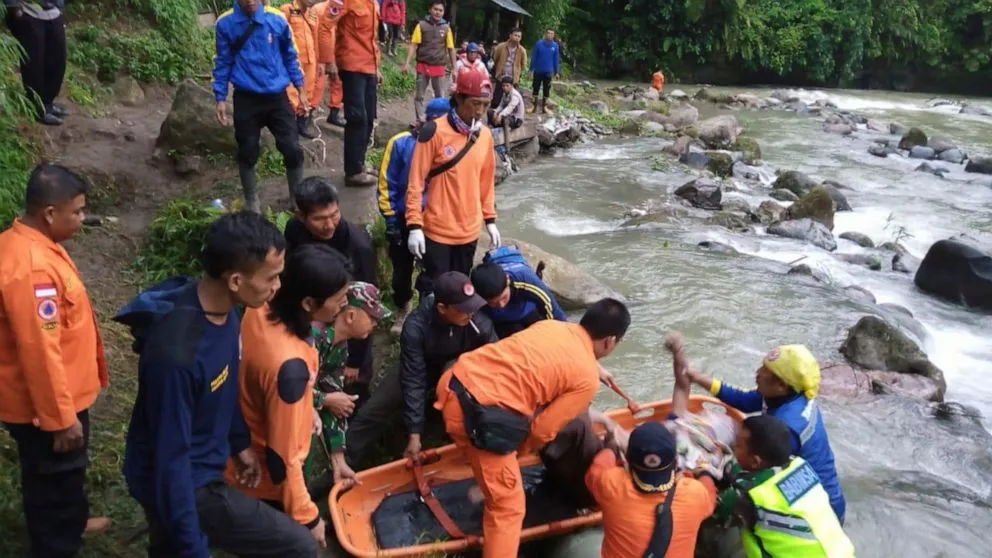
[{"xmin": 347, "ymin": 282, "xmax": 391, "ymax": 321}]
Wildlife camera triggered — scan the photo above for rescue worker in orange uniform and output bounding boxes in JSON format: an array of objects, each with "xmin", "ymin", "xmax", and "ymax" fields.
[
  {"xmin": 228, "ymin": 243, "xmax": 352, "ymax": 550},
  {"xmin": 434, "ymin": 297, "xmax": 631, "ymax": 558},
  {"xmin": 283, "ymin": 1, "xmax": 346, "ymax": 134},
  {"xmin": 318, "ymin": 0, "xmax": 382, "ymax": 186},
  {"xmin": 652, "ymin": 70, "xmax": 665, "ymax": 93},
  {"xmin": 0, "ymin": 164, "xmax": 111, "ymax": 557}
]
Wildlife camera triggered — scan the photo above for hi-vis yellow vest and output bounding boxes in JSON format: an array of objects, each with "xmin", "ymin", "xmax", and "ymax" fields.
[{"xmin": 742, "ymin": 457, "xmax": 856, "ymax": 558}]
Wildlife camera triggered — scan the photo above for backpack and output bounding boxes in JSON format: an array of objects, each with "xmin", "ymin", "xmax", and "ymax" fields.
[{"xmin": 483, "ymin": 246, "xmax": 547, "ymax": 279}]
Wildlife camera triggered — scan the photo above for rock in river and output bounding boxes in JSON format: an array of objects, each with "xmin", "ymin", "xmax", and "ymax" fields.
[
  {"xmin": 867, "ymin": 144, "xmax": 898, "ymax": 158},
  {"xmin": 694, "ymin": 115, "xmax": 740, "ymax": 149},
  {"xmin": 938, "ymin": 148, "xmax": 966, "ymax": 164},
  {"xmin": 770, "ymin": 189, "xmax": 800, "ymax": 202},
  {"xmin": 698, "ymin": 241, "xmax": 738, "ymax": 254},
  {"xmin": 474, "ymin": 239, "xmax": 625, "ymax": 311},
  {"xmin": 772, "ymin": 170, "xmax": 818, "ymax": 197},
  {"xmin": 835, "ymin": 253, "xmax": 882, "ymax": 271},
  {"xmin": 897, "ymin": 127, "xmax": 928, "ymax": 150},
  {"xmin": 927, "ymin": 136, "xmax": 956, "ymax": 154},
  {"xmin": 845, "ymin": 285, "xmax": 877, "ymax": 304},
  {"xmin": 839, "ymin": 231, "xmax": 874, "ymax": 248},
  {"xmin": 889, "ymin": 122, "xmax": 909, "ymax": 135},
  {"xmin": 839, "ymin": 315, "xmax": 946, "ymax": 401},
  {"xmin": 787, "ymin": 186, "xmax": 836, "ymax": 230},
  {"xmin": 705, "ymin": 152, "xmax": 734, "ymax": 178},
  {"xmin": 675, "ymin": 179, "xmax": 722, "ymax": 210},
  {"xmin": 909, "ymin": 146, "xmax": 936, "ymax": 160},
  {"xmin": 892, "ymin": 251, "xmax": 921, "ymax": 274},
  {"xmin": 821, "ymin": 183, "xmax": 852, "ymax": 211},
  {"xmin": 663, "ymin": 135, "xmax": 694, "ymax": 157},
  {"xmin": 914, "ymin": 162, "xmax": 949, "ymax": 178},
  {"xmin": 706, "ymin": 211, "xmax": 753, "ymax": 233},
  {"xmin": 965, "ymin": 156, "xmax": 992, "ymax": 175},
  {"xmin": 730, "ymin": 136, "xmax": 762, "ymax": 164},
  {"xmin": 914, "ymin": 237, "xmax": 992, "ymax": 311},
  {"xmin": 756, "ymin": 200, "xmax": 787, "ymax": 225},
  {"xmin": 767, "ymin": 218, "xmax": 837, "ymax": 251}
]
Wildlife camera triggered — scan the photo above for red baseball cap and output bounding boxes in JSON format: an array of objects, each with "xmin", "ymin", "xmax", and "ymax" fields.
[{"xmin": 454, "ymin": 71, "xmax": 493, "ymax": 100}]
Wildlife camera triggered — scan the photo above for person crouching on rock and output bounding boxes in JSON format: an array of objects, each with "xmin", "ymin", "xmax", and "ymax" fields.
[
  {"xmin": 469, "ymin": 251, "xmax": 567, "ymax": 339},
  {"xmin": 713, "ymin": 415, "xmax": 855, "ymax": 557},
  {"xmin": 686, "ymin": 345, "xmax": 848, "ymax": 524}
]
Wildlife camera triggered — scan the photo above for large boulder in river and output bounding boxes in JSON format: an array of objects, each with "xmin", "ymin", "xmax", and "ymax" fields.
[
  {"xmin": 772, "ymin": 170, "xmax": 817, "ymax": 197},
  {"xmin": 157, "ymin": 79, "xmax": 240, "ymax": 156},
  {"xmin": 756, "ymin": 200, "xmax": 787, "ymax": 225},
  {"xmin": 705, "ymin": 152, "xmax": 734, "ymax": 177},
  {"xmin": 674, "ymin": 179, "xmax": 722, "ymax": 210},
  {"xmin": 767, "ymin": 218, "xmax": 837, "ymax": 251},
  {"xmin": 913, "ymin": 238, "xmax": 992, "ymax": 311},
  {"xmin": 964, "ymin": 156, "xmax": 992, "ymax": 175},
  {"xmin": 770, "ymin": 189, "xmax": 800, "ymax": 202},
  {"xmin": 474, "ymin": 240, "xmax": 625, "ymax": 311},
  {"xmin": 662, "ymin": 135, "xmax": 694, "ymax": 157},
  {"xmin": 706, "ymin": 211, "xmax": 753, "ymax": 233},
  {"xmin": 839, "ymin": 231, "xmax": 874, "ymax": 248},
  {"xmin": 897, "ymin": 127, "xmax": 928, "ymax": 150},
  {"xmin": 909, "ymin": 146, "xmax": 936, "ymax": 160},
  {"xmin": 787, "ymin": 186, "xmax": 836, "ymax": 230},
  {"xmin": 821, "ymin": 183, "xmax": 852, "ymax": 211},
  {"xmin": 693, "ymin": 115, "xmax": 740, "ymax": 149},
  {"xmin": 839, "ymin": 315, "xmax": 946, "ymax": 401},
  {"xmin": 889, "ymin": 122, "xmax": 909, "ymax": 135},
  {"xmin": 730, "ymin": 136, "xmax": 761, "ymax": 164},
  {"xmin": 938, "ymin": 148, "xmax": 966, "ymax": 164},
  {"xmin": 864, "ymin": 371, "xmax": 944, "ymax": 402},
  {"xmin": 664, "ymin": 102, "xmax": 699, "ymax": 130},
  {"xmin": 927, "ymin": 136, "xmax": 956, "ymax": 154},
  {"xmin": 819, "ymin": 362, "xmax": 873, "ymax": 399}
]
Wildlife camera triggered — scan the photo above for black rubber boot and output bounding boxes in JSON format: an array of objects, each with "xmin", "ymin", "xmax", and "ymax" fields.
[
  {"xmin": 297, "ymin": 115, "xmax": 316, "ymax": 139},
  {"xmin": 327, "ymin": 108, "xmax": 346, "ymax": 127},
  {"xmin": 239, "ymin": 163, "xmax": 261, "ymax": 213}
]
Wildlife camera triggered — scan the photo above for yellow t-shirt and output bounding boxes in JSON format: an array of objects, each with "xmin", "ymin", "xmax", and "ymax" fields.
[{"xmin": 410, "ymin": 21, "xmax": 454, "ymax": 49}]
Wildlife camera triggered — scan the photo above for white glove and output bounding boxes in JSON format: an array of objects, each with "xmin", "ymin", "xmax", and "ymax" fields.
[
  {"xmin": 407, "ymin": 229, "xmax": 426, "ymax": 258},
  {"xmin": 486, "ymin": 223, "xmax": 501, "ymax": 249}
]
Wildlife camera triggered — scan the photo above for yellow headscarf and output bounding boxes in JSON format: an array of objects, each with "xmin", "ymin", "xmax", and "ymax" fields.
[{"xmin": 763, "ymin": 345, "xmax": 821, "ymax": 400}]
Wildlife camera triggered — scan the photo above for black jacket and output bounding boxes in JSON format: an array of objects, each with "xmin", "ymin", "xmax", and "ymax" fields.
[
  {"xmin": 399, "ymin": 294, "xmax": 497, "ymax": 433},
  {"xmin": 285, "ymin": 217, "xmax": 377, "ymax": 379}
]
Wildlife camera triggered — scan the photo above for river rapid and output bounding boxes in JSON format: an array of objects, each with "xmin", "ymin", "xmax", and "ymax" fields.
[{"xmin": 498, "ymin": 87, "xmax": 992, "ymax": 556}]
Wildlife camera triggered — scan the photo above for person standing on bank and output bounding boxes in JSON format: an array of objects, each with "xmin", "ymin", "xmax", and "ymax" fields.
[
  {"xmin": 489, "ymin": 28, "xmax": 527, "ymax": 109},
  {"xmin": 281, "ymin": 0, "xmax": 326, "ymax": 139},
  {"xmin": 284, "ymin": 176, "xmax": 379, "ymax": 404},
  {"xmin": 3, "ymin": 1, "xmax": 69, "ymax": 125},
  {"xmin": 402, "ymin": 1, "xmax": 456, "ymax": 121},
  {"xmin": 0, "ymin": 164, "xmax": 111, "ymax": 558},
  {"xmin": 528, "ymin": 28, "xmax": 560, "ymax": 114},
  {"xmin": 405, "ymin": 70, "xmax": 500, "ymax": 295},
  {"xmin": 380, "ymin": 0, "xmax": 405, "ymax": 57},
  {"xmin": 318, "ymin": 0, "xmax": 383, "ymax": 187},
  {"xmin": 214, "ymin": 0, "xmax": 308, "ymax": 213}
]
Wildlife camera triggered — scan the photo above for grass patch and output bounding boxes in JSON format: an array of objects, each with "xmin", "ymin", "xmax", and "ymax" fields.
[
  {"xmin": 366, "ymin": 146, "xmax": 385, "ymax": 172},
  {"xmin": 69, "ymin": 23, "xmax": 213, "ymax": 85},
  {"xmin": 256, "ymin": 148, "xmax": 287, "ymax": 179},
  {"xmin": 380, "ymin": 46, "xmax": 416, "ymax": 101}
]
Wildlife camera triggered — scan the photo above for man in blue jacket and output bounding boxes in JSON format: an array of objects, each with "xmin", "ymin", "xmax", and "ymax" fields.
[
  {"xmin": 376, "ymin": 97, "xmax": 450, "ymax": 335},
  {"xmin": 116, "ymin": 212, "xmax": 317, "ymax": 557},
  {"xmin": 470, "ymin": 246, "xmax": 567, "ymax": 339},
  {"xmin": 213, "ymin": 0, "xmax": 308, "ymax": 213},
  {"xmin": 528, "ymin": 28, "xmax": 560, "ymax": 114}
]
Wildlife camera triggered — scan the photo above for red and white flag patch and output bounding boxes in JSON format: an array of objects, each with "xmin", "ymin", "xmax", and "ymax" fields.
[{"xmin": 34, "ymin": 283, "xmax": 57, "ymax": 298}]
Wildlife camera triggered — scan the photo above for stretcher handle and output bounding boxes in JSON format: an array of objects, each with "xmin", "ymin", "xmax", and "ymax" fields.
[{"xmin": 604, "ymin": 377, "xmax": 642, "ymax": 414}]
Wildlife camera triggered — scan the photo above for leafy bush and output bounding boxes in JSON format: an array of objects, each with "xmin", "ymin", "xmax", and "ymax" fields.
[
  {"xmin": 69, "ymin": 24, "xmax": 213, "ymax": 85},
  {"xmin": 380, "ymin": 46, "xmax": 416, "ymax": 100},
  {"xmin": 0, "ymin": 8, "xmax": 38, "ymax": 229}
]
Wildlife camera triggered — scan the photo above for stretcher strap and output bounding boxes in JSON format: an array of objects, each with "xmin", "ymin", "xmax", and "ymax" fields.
[{"xmin": 411, "ymin": 461, "xmax": 473, "ymax": 541}]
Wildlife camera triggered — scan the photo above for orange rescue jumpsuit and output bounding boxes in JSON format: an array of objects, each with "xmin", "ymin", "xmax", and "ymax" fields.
[
  {"xmin": 317, "ymin": 0, "xmax": 381, "ymax": 76},
  {"xmin": 652, "ymin": 71, "xmax": 665, "ymax": 92},
  {"xmin": 224, "ymin": 305, "xmax": 321, "ymax": 528},
  {"xmin": 434, "ymin": 320, "xmax": 601, "ymax": 558},
  {"xmin": 0, "ymin": 221, "xmax": 108, "ymax": 430},
  {"xmin": 283, "ymin": 1, "xmax": 343, "ymax": 115}
]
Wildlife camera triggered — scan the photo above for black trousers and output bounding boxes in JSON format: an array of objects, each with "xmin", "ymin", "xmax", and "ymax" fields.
[
  {"xmin": 5, "ymin": 12, "xmax": 67, "ymax": 117},
  {"xmin": 232, "ymin": 89, "xmax": 304, "ymax": 170},
  {"xmin": 4, "ymin": 410, "xmax": 90, "ymax": 558},
  {"xmin": 490, "ymin": 82, "xmax": 505, "ymax": 109},
  {"xmin": 532, "ymin": 72, "xmax": 553, "ymax": 100},
  {"xmin": 387, "ymin": 225, "xmax": 416, "ymax": 308},
  {"xmin": 417, "ymin": 237, "xmax": 478, "ymax": 297},
  {"xmin": 146, "ymin": 481, "xmax": 316, "ymax": 558},
  {"xmin": 340, "ymin": 70, "xmax": 377, "ymax": 176}
]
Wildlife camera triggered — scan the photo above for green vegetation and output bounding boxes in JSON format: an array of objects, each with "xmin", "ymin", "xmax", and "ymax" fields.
[
  {"xmin": 380, "ymin": 45, "xmax": 417, "ymax": 100},
  {"xmin": 0, "ymin": 5, "xmax": 37, "ymax": 229},
  {"xmin": 69, "ymin": 23, "xmax": 212, "ymax": 85}
]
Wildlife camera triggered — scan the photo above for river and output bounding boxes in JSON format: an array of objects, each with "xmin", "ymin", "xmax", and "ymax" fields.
[{"xmin": 498, "ymin": 86, "xmax": 992, "ymax": 556}]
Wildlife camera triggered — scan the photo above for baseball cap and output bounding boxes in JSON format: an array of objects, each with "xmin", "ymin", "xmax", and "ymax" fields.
[
  {"xmin": 347, "ymin": 281, "xmax": 391, "ymax": 321},
  {"xmin": 434, "ymin": 271, "xmax": 486, "ymax": 314},
  {"xmin": 466, "ymin": 42, "xmax": 480, "ymax": 53},
  {"xmin": 425, "ymin": 98, "xmax": 450, "ymax": 120},
  {"xmin": 763, "ymin": 345, "xmax": 821, "ymax": 400},
  {"xmin": 454, "ymin": 70, "xmax": 492, "ymax": 100},
  {"xmin": 626, "ymin": 422, "xmax": 677, "ymax": 493}
]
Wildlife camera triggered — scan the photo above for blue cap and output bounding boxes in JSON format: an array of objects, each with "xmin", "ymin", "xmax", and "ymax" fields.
[
  {"xmin": 425, "ymin": 98, "xmax": 450, "ymax": 120},
  {"xmin": 467, "ymin": 42, "xmax": 480, "ymax": 53},
  {"xmin": 627, "ymin": 422, "xmax": 677, "ymax": 493}
]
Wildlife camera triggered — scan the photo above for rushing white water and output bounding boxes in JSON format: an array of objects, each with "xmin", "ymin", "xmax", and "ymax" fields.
[{"xmin": 498, "ymin": 87, "xmax": 992, "ymax": 556}]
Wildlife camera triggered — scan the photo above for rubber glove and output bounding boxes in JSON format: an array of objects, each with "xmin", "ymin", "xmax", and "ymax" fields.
[
  {"xmin": 407, "ymin": 228, "xmax": 426, "ymax": 258},
  {"xmin": 486, "ymin": 223, "xmax": 501, "ymax": 248}
]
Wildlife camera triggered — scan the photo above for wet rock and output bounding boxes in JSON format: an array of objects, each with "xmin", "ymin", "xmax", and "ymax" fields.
[
  {"xmin": 909, "ymin": 146, "xmax": 936, "ymax": 160},
  {"xmin": 772, "ymin": 170, "xmax": 817, "ymax": 197},
  {"xmin": 663, "ymin": 135, "xmax": 694, "ymax": 157},
  {"xmin": 694, "ymin": 115, "xmax": 740, "ymax": 149},
  {"xmin": 835, "ymin": 253, "xmax": 882, "ymax": 271},
  {"xmin": 938, "ymin": 148, "xmax": 966, "ymax": 164},
  {"xmin": 865, "ymin": 371, "xmax": 944, "ymax": 402},
  {"xmin": 770, "ymin": 89, "xmax": 800, "ymax": 103},
  {"xmin": 721, "ymin": 198, "xmax": 753, "ymax": 216},
  {"xmin": 642, "ymin": 87, "xmax": 660, "ymax": 101},
  {"xmin": 818, "ymin": 363, "xmax": 873, "ymax": 399},
  {"xmin": 589, "ymin": 101, "xmax": 610, "ymax": 114},
  {"xmin": 664, "ymin": 103, "xmax": 699, "ymax": 130},
  {"xmin": 913, "ymin": 162, "xmax": 949, "ymax": 178},
  {"xmin": 964, "ymin": 156, "xmax": 992, "ymax": 175},
  {"xmin": 618, "ymin": 120, "xmax": 640, "ymax": 136},
  {"xmin": 767, "ymin": 218, "xmax": 837, "ymax": 251},
  {"xmin": 510, "ymin": 136, "xmax": 540, "ymax": 164},
  {"xmin": 698, "ymin": 240, "xmax": 739, "ymax": 254},
  {"xmin": 770, "ymin": 189, "xmax": 800, "ymax": 202},
  {"xmin": 824, "ymin": 123, "xmax": 854, "ymax": 135},
  {"xmin": 787, "ymin": 263, "xmax": 830, "ymax": 283},
  {"xmin": 756, "ymin": 200, "xmax": 787, "ymax": 225},
  {"xmin": 706, "ymin": 211, "xmax": 753, "ymax": 233},
  {"xmin": 914, "ymin": 238, "xmax": 992, "ymax": 311},
  {"xmin": 867, "ymin": 144, "xmax": 898, "ymax": 158},
  {"xmin": 675, "ymin": 179, "xmax": 722, "ymax": 210},
  {"xmin": 845, "ymin": 285, "xmax": 877, "ymax": 304},
  {"xmin": 157, "ymin": 79, "xmax": 241, "ymax": 156},
  {"xmin": 959, "ymin": 103, "xmax": 992, "ymax": 117},
  {"xmin": 679, "ymin": 150, "xmax": 710, "ymax": 170},
  {"xmin": 705, "ymin": 152, "xmax": 734, "ymax": 178},
  {"xmin": 640, "ymin": 121, "xmax": 666, "ymax": 136},
  {"xmin": 113, "ymin": 76, "xmax": 145, "ymax": 107},
  {"xmin": 668, "ymin": 89, "xmax": 688, "ymax": 100},
  {"xmin": 732, "ymin": 161, "xmax": 763, "ymax": 181},
  {"xmin": 787, "ymin": 185, "xmax": 836, "ymax": 230},
  {"xmin": 730, "ymin": 136, "xmax": 761, "ymax": 164},
  {"xmin": 839, "ymin": 231, "xmax": 874, "ymax": 248},
  {"xmin": 620, "ymin": 205, "xmax": 687, "ymax": 227},
  {"xmin": 839, "ymin": 315, "xmax": 946, "ymax": 401},
  {"xmin": 898, "ymin": 127, "xmax": 928, "ymax": 150},
  {"xmin": 473, "ymin": 239, "xmax": 625, "ymax": 311},
  {"xmin": 889, "ymin": 122, "xmax": 909, "ymax": 135},
  {"xmin": 821, "ymin": 183, "xmax": 851, "ymax": 211},
  {"xmin": 866, "ymin": 119, "xmax": 888, "ymax": 132},
  {"xmin": 892, "ymin": 251, "xmax": 921, "ymax": 274},
  {"xmin": 693, "ymin": 87, "xmax": 734, "ymax": 104},
  {"xmin": 927, "ymin": 136, "xmax": 956, "ymax": 154}
]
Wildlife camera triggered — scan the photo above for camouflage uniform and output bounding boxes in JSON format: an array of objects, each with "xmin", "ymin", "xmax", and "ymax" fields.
[{"xmin": 311, "ymin": 322, "xmax": 350, "ymax": 455}]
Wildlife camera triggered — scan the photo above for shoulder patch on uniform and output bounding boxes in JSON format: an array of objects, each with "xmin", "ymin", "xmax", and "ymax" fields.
[
  {"xmin": 265, "ymin": 445, "xmax": 288, "ymax": 484},
  {"xmin": 277, "ymin": 358, "xmax": 311, "ymax": 404},
  {"xmin": 776, "ymin": 461, "xmax": 819, "ymax": 506},
  {"xmin": 418, "ymin": 121, "xmax": 438, "ymax": 143}
]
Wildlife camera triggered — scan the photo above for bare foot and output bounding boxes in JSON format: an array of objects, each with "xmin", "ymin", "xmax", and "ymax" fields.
[{"xmin": 84, "ymin": 516, "xmax": 112, "ymax": 537}]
